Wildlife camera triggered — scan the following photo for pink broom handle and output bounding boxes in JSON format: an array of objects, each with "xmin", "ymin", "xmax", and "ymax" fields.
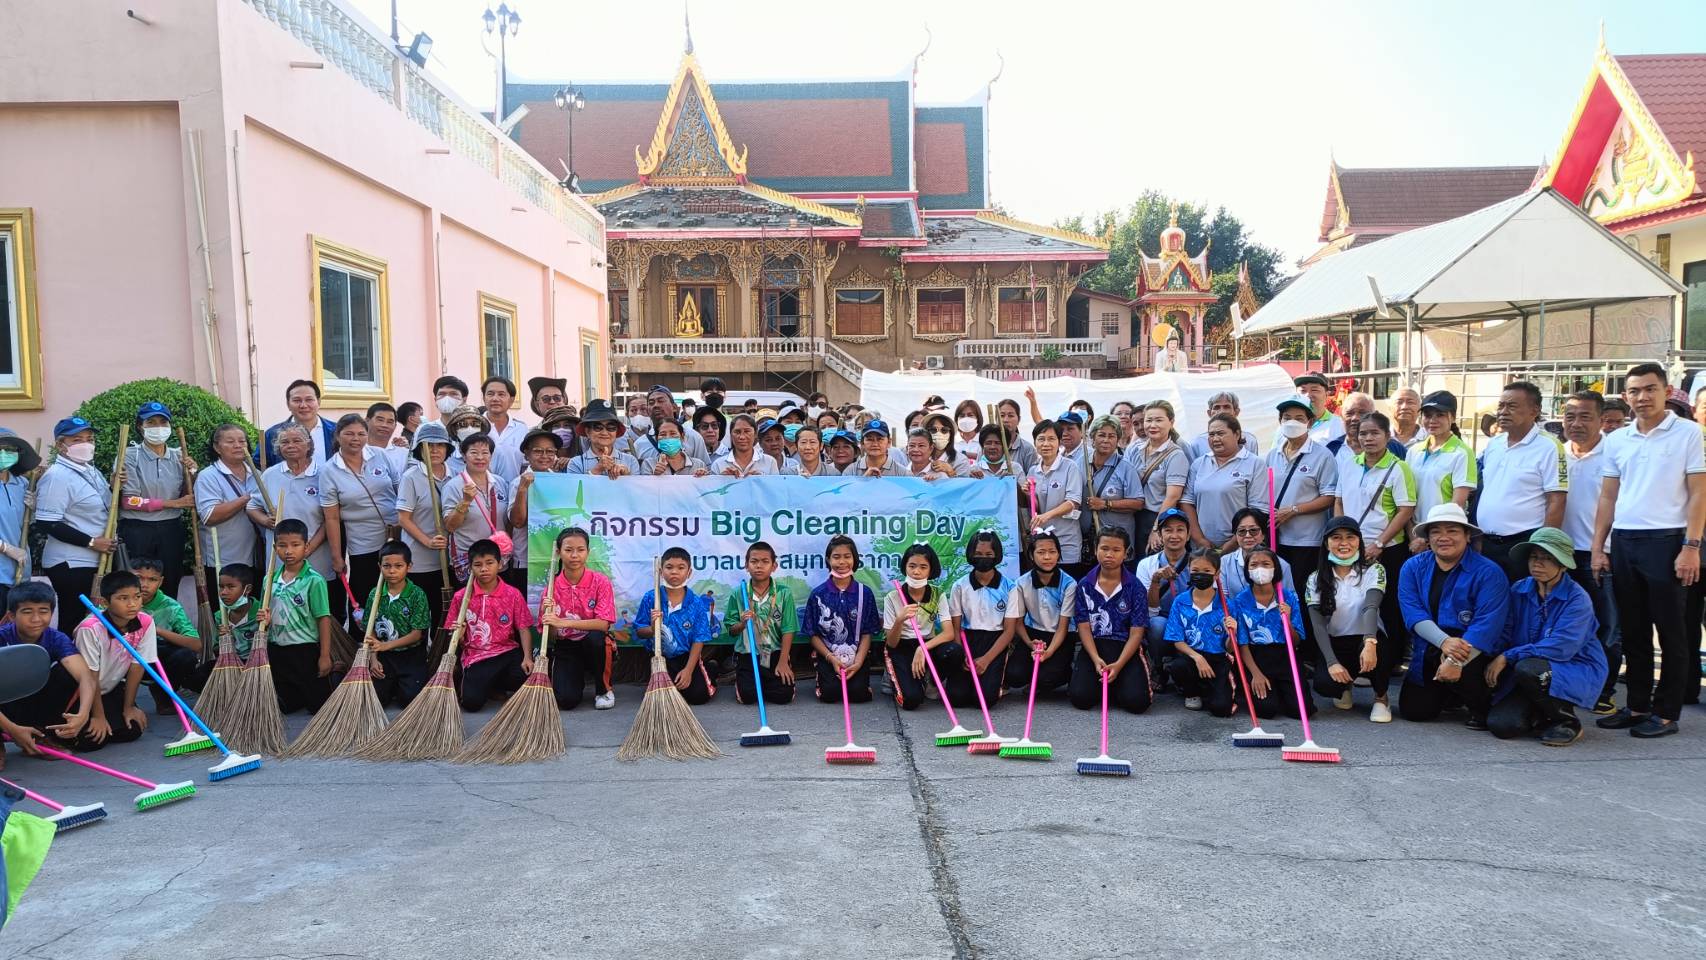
[
  {"xmin": 1027, "ymin": 478, "xmax": 1039, "ymax": 529},
  {"xmin": 1099, "ymin": 670, "xmax": 1110, "ymax": 757},
  {"xmin": 152, "ymin": 654, "xmax": 194, "ymax": 734},
  {"xmin": 1267, "ymin": 466, "xmax": 1315, "ymax": 744},
  {"xmin": 890, "ymin": 579, "xmax": 962, "ymax": 727},
  {"xmin": 16, "ymin": 740, "xmax": 158, "ymax": 790},
  {"xmin": 0, "ymin": 775, "xmax": 65, "ymax": 812},
  {"xmin": 960, "ymin": 628, "xmax": 998, "ymax": 730}
]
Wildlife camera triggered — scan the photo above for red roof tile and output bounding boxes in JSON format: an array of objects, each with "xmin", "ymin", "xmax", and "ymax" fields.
[
  {"xmin": 1616, "ymin": 54, "xmax": 1706, "ymax": 186},
  {"xmin": 1319, "ymin": 165, "xmax": 1540, "ymax": 241}
]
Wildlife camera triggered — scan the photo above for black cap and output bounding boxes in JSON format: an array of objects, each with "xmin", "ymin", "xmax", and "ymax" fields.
[
  {"xmin": 1419, "ymin": 390, "xmax": 1457, "ymax": 414},
  {"xmin": 1322, "ymin": 515, "xmax": 1363, "ymax": 539},
  {"xmin": 1294, "ymin": 372, "xmax": 1330, "ymax": 390}
]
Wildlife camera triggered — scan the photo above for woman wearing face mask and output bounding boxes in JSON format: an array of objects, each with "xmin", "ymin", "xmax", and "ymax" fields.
[
  {"xmin": 951, "ymin": 400, "xmax": 984, "ymax": 459},
  {"xmin": 711, "ymin": 414, "xmax": 779, "ymax": 478},
  {"xmin": 815, "ymin": 410, "xmax": 840, "ymax": 433},
  {"xmin": 903, "ymin": 429, "xmax": 951, "ymax": 481},
  {"xmin": 1305, "ymin": 516, "xmax": 1392, "ymax": 722},
  {"xmin": 650, "ymin": 418, "xmax": 709, "ymax": 477},
  {"xmin": 919, "ymin": 413, "xmax": 964, "ymax": 477},
  {"xmin": 321, "ymin": 413, "xmax": 400, "ymax": 631},
  {"xmin": 36, "ymin": 418, "xmax": 118, "ymax": 632},
  {"xmin": 442, "ymin": 406, "xmax": 490, "ymax": 476},
  {"xmin": 251, "ymin": 422, "xmax": 340, "ymax": 623},
  {"xmin": 118, "ymin": 402, "xmax": 197, "ymax": 595},
  {"xmin": 195, "ymin": 423, "xmax": 263, "ymax": 588},
  {"xmin": 1127, "ymin": 400, "xmax": 1189, "ymax": 556},
  {"xmin": 621, "ymin": 395, "xmax": 658, "ymax": 468},
  {"xmin": 1082, "ymin": 416, "xmax": 1141, "ymax": 553}
]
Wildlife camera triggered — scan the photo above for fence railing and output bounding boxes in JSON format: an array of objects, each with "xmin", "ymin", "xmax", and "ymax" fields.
[
  {"xmin": 1117, "ymin": 343, "xmax": 1217, "ymax": 370},
  {"xmin": 954, "ymin": 338, "xmax": 1114, "ymax": 360},
  {"xmin": 822, "ymin": 341, "xmax": 864, "ymax": 387},
  {"xmin": 242, "ymin": 0, "xmax": 603, "ymax": 251},
  {"xmin": 610, "ymin": 337, "xmax": 823, "ymax": 358}
]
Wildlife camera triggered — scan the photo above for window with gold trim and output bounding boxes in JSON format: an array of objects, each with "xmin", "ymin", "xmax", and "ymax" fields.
[
  {"xmin": 311, "ymin": 236, "xmax": 391, "ymax": 402},
  {"xmin": 579, "ymin": 330, "xmax": 603, "ymax": 405},
  {"xmin": 0, "ymin": 209, "xmax": 42, "ymax": 410},
  {"xmin": 996, "ymin": 287, "xmax": 1050, "ymax": 336},
  {"xmin": 479, "ymin": 292, "xmax": 518, "ymax": 383}
]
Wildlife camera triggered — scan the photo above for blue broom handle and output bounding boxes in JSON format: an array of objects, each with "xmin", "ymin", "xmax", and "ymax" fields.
[
  {"xmin": 739, "ymin": 581, "xmax": 769, "ymax": 728},
  {"xmin": 78, "ymin": 595, "xmax": 234, "ymax": 756}
]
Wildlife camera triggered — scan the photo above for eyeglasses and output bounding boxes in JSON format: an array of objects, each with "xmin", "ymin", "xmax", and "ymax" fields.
[{"xmin": 1235, "ymin": 527, "xmax": 1263, "ymax": 536}]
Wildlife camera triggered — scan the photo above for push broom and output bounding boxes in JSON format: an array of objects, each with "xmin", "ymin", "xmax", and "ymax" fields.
[
  {"xmin": 354, "ymin": 577, "xmax": 475, "ymax": 762},
  {"xmin": 736, "ymin": 580, "xmax": 789, "ymax": 747},
  {"xmin": 1267, "ymin": 467, "xmax": 1340, "ymax": 764},
  {"xmin": 154, "ymin": 656, "xmax": 215, "ymax": 757},
  {"xmin": 78, "ymin": 596, "xmax": 263, "ymax": 781},
  {"xmin": 999, "ymin": 644, "xmax": 1052, "ymax": 760},
  {"xmin": 824, "ymin": 582, "xmax": 875, "ymax": 763},
  {"xmin": 960, "ymin": 629, "xmax": 1013, "ymax": 755},
  {"xmin": 286, "ymin": 579, "xmax": 388, "ymax": 758},
  {"xmin": 226, "ymin": 495, "xmax": 287, "ymax": 756},
  {"xmin": 1075, "ymin": 669, "xmax": 1131, "ymax": 777},
  {"xmin": 17, "ymin": 741, "xmax": 195, "ymax": 811},
  {"xmin": 1221, "ymin": 580, "xmax": 1284, "ymax": 748},
  {"xmin": 456, "ymin": 551, "xmax": 567, "ymax": 764},
  {"xmin": 889, "ymin": 578, "xmax": 980, "ymax": 746},
  {"xmin": 617, "ymin": 558, "xmax": 721, "ymax": 761},
  {"xmin": 192, "ymin": 527, "xmax": 243, "ymax": 734},
  {"xmin": 0, "ymin": 776, "xmax": 107, "ymax": 832}
]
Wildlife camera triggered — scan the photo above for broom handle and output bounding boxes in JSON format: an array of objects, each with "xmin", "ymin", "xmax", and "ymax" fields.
[
  {"xmin": 21, "ymin": 739, "xmax": 159, "ymax": 790},
  {"xmin": 177, "ymin": 427, "xmax": 212, "ymax": 606},
  {"xmin": 890, "ymin": 579, "xmax": 962, "ymax": 729},
  {"xmin": 536, "ymin": 550, "xmax": 560, "ymax": 658},
  {"xmin": 1267, "ymin": 466, "xmax": 1314, "ymax": 743},
  {"xmin": 151, "ymin": 653, "xmax": 194, "ymax": 735},
  {"xmin": 959, "ymin": 627, "xmax": 997, "ymax": 732},
  {"xmin": 78, "ymin": 596, "xmax": 235, "ymax": 757},
  {"xmin": 739, "ymin": 580, "xmax": 769, "ymax": 729},
  {"xmin": 425, "ymin": 465, "xmax": 452, "ymax": 593},
  {"xmin": 1022, "ymin": 641, "xmax": 1041, "ymax": 741},
  {"xmin": 93, "ymin": 423, "xmax": 130, "ymax": 590},
  {"xmin": 19, "ymin": 439, "xmax": 44, "ymax": 579},
  {"xmin": 838, "ymin": 666, "xmax": 855, "ymax": 743},
  {"xmin": 362, "ymin": 578, "xmax": 383, "ymax": 641},
  {"xmin": 442, "ymin": 570, "xmax": 477, "ymax": 658},
  {"xmin": 254, "ymin": 491, "xmax": 283, "ymax": 647},
  {"xmin": 1099, "ymin": 669, "xmax": 1110, "ymax": 757},
  {"xmin": 0, "ymin": 775, "xmax": 63, "ymax": 812},
  {"xmin": 1221, "ymin": 581, "xmax": 1262, "ymax": 726},
  {"xmin": 651, "ymin": 556, "xmax": 663, "ymax": 659}
]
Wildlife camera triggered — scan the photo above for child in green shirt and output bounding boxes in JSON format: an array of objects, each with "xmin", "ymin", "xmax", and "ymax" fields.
[
  {"xmin": 132, "ymin": 555, "xmax": 205, "ymax": 710},
  {"xmin": 365, "ymin": 541, "xmax": 433, "ymax": 707},
  {"xmin": 255, "ymin": 519, "xmax": 332, "ymax": 713},
  {"xmin": 723, "ymin": 540, "xmax": 797, "ymax": 707},
  {"xmin": 216, "ymin": 562, "xmax": 261, "ymax": 659}
]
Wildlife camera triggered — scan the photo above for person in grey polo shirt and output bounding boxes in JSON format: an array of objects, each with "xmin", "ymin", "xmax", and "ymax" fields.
[
  {"xmin": 1185, "ymin": 392, "xmax": 1260, "ymax": 461},
  {"xmin": 1182, "ymin": 414, "xmax": 1270, "ymax": 552},
  {"xmin": 1267, "ymin": 395, "xmax": 1338, "ymax": 581}
]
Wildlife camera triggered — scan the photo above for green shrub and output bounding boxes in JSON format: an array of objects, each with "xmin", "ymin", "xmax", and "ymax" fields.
[{"xmin": 73, "ymin": 378, "xmax": 259, "ymax": 473}]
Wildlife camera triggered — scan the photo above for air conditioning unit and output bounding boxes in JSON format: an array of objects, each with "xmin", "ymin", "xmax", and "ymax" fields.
[{"xmin": 924, "ymin": 355, "xmax": 946, "ymax": 370}]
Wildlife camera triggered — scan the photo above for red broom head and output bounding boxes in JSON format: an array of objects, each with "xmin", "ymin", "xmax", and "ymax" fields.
[
  {"xmin": 246, "ymin": 643, "xmax": 272, "ymax": 668},
  {"xmin": 422, "ymin": 669, "xmax": 454, "ymax": 690},
  {"xmin": 341, "ymin": 664, "xmax": 372, "ymax": 683},
  {"xmin": 645, "ymin": 670, "xmax": 674, "ymax": 693}
]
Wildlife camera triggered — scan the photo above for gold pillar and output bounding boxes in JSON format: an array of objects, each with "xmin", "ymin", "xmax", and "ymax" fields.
[
  {"xmin": 726, "ymin": 241, "xmax": 762, "ymax": 338},
  {"xmin": 809, "ymin": 241, "xmax": 843, "ymax": 339}
]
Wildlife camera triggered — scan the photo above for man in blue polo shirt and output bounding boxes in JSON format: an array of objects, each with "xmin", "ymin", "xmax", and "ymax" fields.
[{"xmin": 1397, "ymin": 504, "xmax": 1511, "ymax": 728}]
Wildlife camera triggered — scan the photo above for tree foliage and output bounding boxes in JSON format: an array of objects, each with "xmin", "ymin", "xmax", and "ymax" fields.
[
  {"xmin": 1058, "ymin": 190, "xmax": 1290, "ymax": 331},
  {"xmin": 73, "ymin": 378, "xmax": 259, "ymax": 473}
]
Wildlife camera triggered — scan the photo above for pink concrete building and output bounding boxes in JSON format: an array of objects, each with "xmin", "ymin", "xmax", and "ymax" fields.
[{"xmin": 0, "ymin": 0, "xmax": 607, "ymax": 436}]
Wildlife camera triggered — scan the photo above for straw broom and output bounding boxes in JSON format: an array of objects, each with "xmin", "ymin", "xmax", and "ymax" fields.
[
  {"xmin": 176, "ymin": 426, "xmax": 219, "ymax": 661},
  {"xmin": 225, "ymin": 492, "xmax": 287, "ymax": 755},
  {"xmin": 425, "ymin": 463, "xmax": 455, "ymax": 667},
  {"xmin": 286, "ymin": 579, "xmax": 388, "ymax": 758},
  {"xmin": 617, "ymin": 558, "xmax": 720, "ymax": 762},
  {"xmin": 353, "ymin": 578, "xmax": 475, "ymax": 762},
  {"xmin": 454, "ymin": 551, "xmax": 565, "ymax": 764},
  {"xmin": 90, "ymin": 424, "xmax": 129, "ymax": 602},
  {"xmin": 193, "ymin": 527, "xmax": 244, "ymax": 731}
]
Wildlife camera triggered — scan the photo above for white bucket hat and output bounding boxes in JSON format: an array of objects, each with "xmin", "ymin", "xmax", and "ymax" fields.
[{"xmin": 1414, "ymin": 502, "xmax": 1481, "ymax": 539}]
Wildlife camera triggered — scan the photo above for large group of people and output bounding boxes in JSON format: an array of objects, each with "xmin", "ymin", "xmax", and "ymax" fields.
[{"xmin": 0, "ymin": 359, "xmax": 1701, "ymax": 765}]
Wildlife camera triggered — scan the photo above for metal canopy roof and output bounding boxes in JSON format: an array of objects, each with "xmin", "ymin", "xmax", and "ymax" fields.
[{"xmin": 1242, "ymin": 188, "xmax": 1684, "ymax": 336}]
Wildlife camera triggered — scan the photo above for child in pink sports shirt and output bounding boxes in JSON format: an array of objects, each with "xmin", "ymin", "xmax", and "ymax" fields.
[{"xmin": 446, "ymin": 538, "xmax": 534, "ymax": 711}]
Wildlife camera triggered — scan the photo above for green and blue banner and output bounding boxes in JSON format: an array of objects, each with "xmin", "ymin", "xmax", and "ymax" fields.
[{"xmin": 526, "ymin": 475, "xmax": 1021, "ymax": 636}]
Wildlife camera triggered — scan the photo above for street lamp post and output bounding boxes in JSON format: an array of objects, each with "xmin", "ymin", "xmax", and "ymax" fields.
[
  {"xmin": 554, "ymin": 84, "xmax": 585, "ymax": 191},
  {"xmin": 483, "ymin": 4, "xmax": 522, "ymax": 124}
]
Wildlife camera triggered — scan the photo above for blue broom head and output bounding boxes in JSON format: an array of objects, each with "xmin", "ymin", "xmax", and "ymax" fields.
[
  {"xmin": 208, "ymin": 753, "xmax": 263, "ymax": 781},
  {"xmin": 49, "ymin": 803, "xmax": 108, "ymax": 832},
  {"xmin": 1075, "ymin": 755, "xmax": 1132, "ymax": 777},
  {"xmin": 739, "ymin": 726, "xmax": 791, "ymax": 747}
]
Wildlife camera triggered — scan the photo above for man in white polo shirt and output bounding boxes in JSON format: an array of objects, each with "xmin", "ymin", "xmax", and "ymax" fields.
[
  {"xmin": 1561, "ymin": 389, "xmax": 1618, "ymax": 714},
  {"xmin": 1477, "ymin": 381, "xmax": 1567, "ymax": 582},
  {"xmin": 1592, "ymin": 363, "xmax": 1706, "ymax": 739}
]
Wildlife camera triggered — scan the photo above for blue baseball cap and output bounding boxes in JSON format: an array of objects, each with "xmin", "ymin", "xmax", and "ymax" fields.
[
  {"xmin": 825, "ymin": 428, "xmax": 855, "ymax": 445},
  {"xmin": 757, "ymin": 417, "xmax": 782, "ymax": 435},
  {"xmin": 1155, "ymin": 507, "xmax": 1189, "ymax": 530},
  {"xmin": 53, "ymin": 416, "xmax": 93, "ymax": 439},
  {"xmin": 136, "ymin": 401, "xmax": 172, "ymax": 422},
  {"xmin": 860, "ymin": 419, "xmax": 890, "ymax": 439},
  {"xmin": 1056, "ymin": 411, "xmax": 1085, "ymax": 427}
]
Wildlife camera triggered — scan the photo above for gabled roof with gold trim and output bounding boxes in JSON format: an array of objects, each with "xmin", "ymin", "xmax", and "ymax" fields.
[
  {"xmin": 635, "ymin": 52, "xmax": 748, "ymax": 185},
  {"xmin": 1135, "ymin": 206, "xmax": 1212, "ymax": 297}
]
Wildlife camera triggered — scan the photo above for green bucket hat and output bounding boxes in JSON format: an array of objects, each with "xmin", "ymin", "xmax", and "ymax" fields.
[{"xmin": 1511, "ymin": 527, "xmax": 1576, "ymax": 570}]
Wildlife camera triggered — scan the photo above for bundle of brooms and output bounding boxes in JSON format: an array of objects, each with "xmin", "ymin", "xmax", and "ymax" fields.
[
  {"xmin": 192, "ymin": 528, "xmax": 242, "ymax": 733},
  {"xmin": 286, "ymin": 579, "xmax": 388, "ymax": 758},
  {"xmin": 354, "ymin": 580, "xmax": 475, "ymax": 762},
  {"xmin": 455, "ymin": 552, "xmax": 565, "ymax": 764},
  {"xmin": 223, "ymin": 493, "xmax": 288, "ymax": 755},
  {"xmin": 617, "ymin": 558, "xmax": 720, "ymax": 762}
]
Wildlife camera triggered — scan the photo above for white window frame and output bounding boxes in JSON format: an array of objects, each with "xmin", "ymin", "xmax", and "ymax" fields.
[
  {"xmin": 310, "ymin": 236, "xmax": 391, "ymax": 403},
  {"xmin": 479, "ymin": 292, "xmax": 519, "ymax": 384},
  {"xmin": 1100, "ymin": 311, "xmax": 1121, "ymax": 337},
  {"xmin": 0, "ymin": 209, "xmax": 42, "ymax": 409}
]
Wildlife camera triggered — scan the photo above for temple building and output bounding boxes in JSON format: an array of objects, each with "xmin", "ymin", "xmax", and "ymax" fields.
[
  {"xmin": 1303, "ymin": 163, "xmax": 1540, "ymax": 267},
  {"xmin": 508, "ymin": 39, "xmax": 1110, "ymax": 400}
]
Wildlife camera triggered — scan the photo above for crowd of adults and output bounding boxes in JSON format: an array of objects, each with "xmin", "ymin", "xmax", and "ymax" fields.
[{"xmin": 0, "ymin": 359, "xmax": 1701, "ymax": 742}]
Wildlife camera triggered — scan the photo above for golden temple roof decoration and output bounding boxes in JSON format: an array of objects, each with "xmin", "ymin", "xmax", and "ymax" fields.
[
  {"xmin": 636, "ymin": 52, "xmax": 749, "ymax": 185},
  {"xmin": 971, "ymin": 210, "xmax": 1110, "ymax": 250}
]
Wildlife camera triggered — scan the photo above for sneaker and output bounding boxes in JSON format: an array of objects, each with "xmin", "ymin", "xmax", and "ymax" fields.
[
  {"xmin": 1465, "ymin": 715, "xmax": 1488, "ymax": 732},
  {"xmin": 594, "ymin": 690, "xmax": 616, "ymax": 710},
  {"xmin": 1184, "ymin": 696, "xmax": 1204, "ymax": 711},
  {"xmin": 1540, "ymin": 723, "xmax": 1583, "ymax": 747},
  {"xmin": 1595, "ymin": 708, "xmax": 1648, "ymax": 730},
  {"xmin": 1369, "ymin": 700, "xmax": 1392, "ymax": 723},
  {"xmin": 1334, "ymin": 690, "xmax": 1353, "ymax": 711},
  {"xmin": 1352, "ymin": 676, "xmax": 1371, "ymax": 688},
  {"xmin": 924, "ymin": 685, "xmax": 939, "ymax": 701},
  {"xmin": 1591, "ymin": 697, "xmax": 1616, "ymax": 716},
  {"xmin": 1630, "ymin": 717, "xmax": 1679, "ymax": 739}
]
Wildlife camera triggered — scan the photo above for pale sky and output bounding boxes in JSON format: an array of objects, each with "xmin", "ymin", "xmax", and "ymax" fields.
[{"xmin": 351, "ymin": 0, "xmax": 1705, "ymax": 264}]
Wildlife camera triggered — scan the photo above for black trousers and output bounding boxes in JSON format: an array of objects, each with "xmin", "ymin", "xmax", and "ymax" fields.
[
  {"xmin": 735, "ymin": 645, "xmax": 796, "ymax": 708},
  {"xmin": 937, "ymin": 629, "xmax": 1008, "ymax": 710},
  {"xmin": 149, "ymin": 641, "xmax": 208, "ymax": 709},
  {"xmin": 878, "ymin": 638, "xmax": 927, "ymax": 710},
  {"xmin": 1311, "ymin": 633, "xmax": 1399, "ymax": 702},
  {"xmin": 816, "ymin": 652, "xmax": 872, "ymax": 704},
  {"xmin": 550, "ymin": 630, "xmax": 615, "ymax": 710},
  {"xmin": 501, "ymin": 566, "xmax": 529, "ymax": 594},
  {"xmin": 1276, "ymin": 544, "xmax": 1322, "ymax": 668},
  {"xmin": 1166, "ymin": 651, "xmax": 1235, "ymax": 716},
  {"xmin": 269, "ymin": 642, "xmax": 331, "ymax": 714},
  {"xmin": 1684, "ymin": 576, "xmax": 1705, "ymax": 706},
  {"xmin": 1569, "ymin": 552, "xmax": 1620, "ymax": 703},
  {"xmin": 1399, "ymin": 645, "xmax": 1495, "ymax": 722},
  {"xmin": 46, "ymin": 563, "xmax": 97, "ymax": 635},
  {"xmin": 407, "ymin": 570, "xmax": 451, "ymax": 647},
  {"xmin": 1488, "ymin": 657, "xmax": 1579, "ymax": 739},
  {"xmin": 70, "ymin": 686, "xmax": 147, "ymax": 751},
  {"xmin": 1069, "ymin": 635, "xmax": 1152, "ymax": 714},
  {"xmin": 663, "ymin": 652, "xmax": 713, "ymax": 706},
  {"xmin": 1134, "ymin": 509, "xmax": 1158, "ymax": 559},
  {"xmin": 373, "ymin": 644, "xmax": 432, "ymax": 708},
  {"xmin": 456, "ymin": 648, "xmax": 526, "ymax": 711},
  {"xmin": 1003, "ymin": 626, "xmax": 1074, "ymax": 692},
  {"xmin": 1480, "ymin": 529, "xmax": 1538, "ymax": 584},
  {"xmin": 1611, "ymin": 529, "xmax": 1690, "ymax": 721},
  {"xmin": 1243, "ymin": 643, "xmax": 1314, "ymax": 719},
  {"xmin": 343, "ymin": 551, "xmax": 382, "ymax": 635},
  {"xmin": 1, "ymin": 662, "xmax": 79, "ymax": 733},
  {"xmin": 117, "ymin": 516, "xmax": 186, "ymax": 596}
]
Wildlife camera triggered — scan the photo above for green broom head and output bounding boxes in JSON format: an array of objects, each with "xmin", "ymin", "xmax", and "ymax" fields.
[
  {"xmin": 998, "ymin": 738, "xmax": 1053, "ymax": 760},
  {"xmin": 934, "ymin": 723, "xmax": 982, "ymax": 747},
  {"xmin": 134, "ymin": 781, "xmax": 197, "ymax": 810},
  {"xmin": 164, "ymin": 731, "xmax": 216, "ymax": 757}
]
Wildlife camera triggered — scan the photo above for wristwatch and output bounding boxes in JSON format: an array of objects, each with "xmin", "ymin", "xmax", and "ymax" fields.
[{"xmin": 1684, "ymin": 538, "xmax": 1702, "ymax": 549}]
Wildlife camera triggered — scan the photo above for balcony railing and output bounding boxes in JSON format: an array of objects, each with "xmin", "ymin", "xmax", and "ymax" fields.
[
  {"xmin": 953, "ymin": 338, "xmax": 1115, "ymax": 360},
  {"xmin": 242, "ymin": 0, "xmax": 603, "ymax": 251},
  {"xmin": 610, "ymin": 337, "xmax": 823, "ymax": 358},
  {"xmin": 1118, "ymin": 343, "xmax": 1218, "ymax": 370}
]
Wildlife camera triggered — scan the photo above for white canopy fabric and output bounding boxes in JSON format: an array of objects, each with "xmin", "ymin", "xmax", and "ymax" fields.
[
  {"xmin": 1242, "ymin": 188, "xmax": 1684, "ymax": 336},
  {"xmin": 859, "ymin": 364, "xmax": 1298, "ymax": 449}
]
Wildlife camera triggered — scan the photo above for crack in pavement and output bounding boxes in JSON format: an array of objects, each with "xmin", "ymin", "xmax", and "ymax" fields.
[{"xmin": 888, "ymin": 701, "xmax": 979, "ymax": 960}]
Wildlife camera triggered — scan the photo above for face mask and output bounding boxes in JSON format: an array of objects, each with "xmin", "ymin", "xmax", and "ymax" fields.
[
  {"xmin": 616, "ymin": 414, "xmax": 629, "ymax": 428},
  {"xmin": 1329, "ymin": 551, "xmax": 1359, "ymax": 567},
  {"xmin": 970, "ymin": 556, "xmax": 997, "ymax": 573},
  {"xmin": 930, "ymin": 431, "xmax": 951, "ymax": 450},
  {"xmin": 704, "ymin": 393, "xmax": 724, "ymax": 410},
  {"xmin": 629, "ymin": 415, "xmax": 652, "ymax": 434},
  {"xmin": 1073, "ymin": 408, "xmax": 1091, "ymax": 421},
  {"xmin": 0, "ymin": 451, "xmax": 17, "ymax": 472},
  {"xmin": 456, "ymin": 427, "xmax": 478, "ymax": 441},
  {"xmin": 1188, "ymin": 572, "xmax": 1216, "ymax": 590},
  {"xmin": 1249, "ymin": 567, "xmax": 1275, "ymax": 585},
  {"xmin": 142, "ymin": 426, "xmax": 172, "ymax": 446},
  {"xmin": 806, "ymin": 405, "xmax": 824, "ymax": 419},
  {"xmin": 436, "ymin": 396, "xmax": 460, "ymax": 415},
  {"xmin": 1279, "ymin": 420, "xmax": 1309, "ymax": 440},
  {"xmin": 682, "ymin": 404, "xmax": 697, "ymax": 419},
  {"xmin": 658, "ymin": 437, "xmax": 682, "ymax": 456},
  {"xmin": 64, "ymin": 441, "xmax": 95, "ymax": 463},
  {"xmin": 905, "ymin": 575, "xmax": 929, "ymax": 591},
  {"xmin": 957, "ymin": 417, "xmax": 977, "ymax": 433},
  {"xmin": 783, "ymin": 424, "xmax": 802, "ymax": 442}
]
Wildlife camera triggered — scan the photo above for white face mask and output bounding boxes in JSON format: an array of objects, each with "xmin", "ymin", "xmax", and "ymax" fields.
[
  {"xmin": 930, "ymin": 431, "xmax": 951, "ymax": 451},
  {"xmin": 905, "ymin": 575, "xmax": 929, "ymax": 591},
  {"xmin": 456, "ymin": 427, "xmax": 478, "ymax": 441},
  {"xmin": 629, "ymin": 414, "xmax": 652, "ymax": 434},
  {"xmin": 1279, "ymin": 420, "xmax": 1309, "ymax": 440},
  {"xmin": 957, "ymin": 417, "xmax": 977, "ymax": 433},
  {"xmin": 436, "ymin": 395, "xmax": 461, "ymax": 415},
  {"xmin": 142, "ymin": 426, "xmax": 172, "ymax": 445},
  {"xmin": 1249, "ymin": 566, "xmax": 1275, "ymax": 585},
  {"xmin": 64, "ymin": 441, "xmax": 95, "ymax": 464},
  {"xmin": 806, "ymin": 405, "xmax": 824, "ymax": 419}
]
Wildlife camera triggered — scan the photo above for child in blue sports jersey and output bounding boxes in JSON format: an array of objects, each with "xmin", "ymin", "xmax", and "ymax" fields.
[
  {"xmin": 881, "ymin": 543, "xmax": 947, "ymax": 710},
  {"xmin": 634, "ymin": 546, "xmax": 716, "ymax": 705},
  {"xmin": 1229, "ymin": 546, "xmax": 1311, "ymax": 719},
  {"xmin": 804, "ymin": 535, "xmax": 879, "ymax": 703},
  {"xmin": 1069, "ymin": 527, "xmax": 1151, "ymax": 714},
  {"xmin": 1163, "ymin": 547, "xmax": 1235, "ymax": 716}
]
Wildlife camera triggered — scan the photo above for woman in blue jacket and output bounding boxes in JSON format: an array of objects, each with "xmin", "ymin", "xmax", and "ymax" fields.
[{"xmin": 1484, "ymin": 528, "xmax": 1607, "ymax": 747}]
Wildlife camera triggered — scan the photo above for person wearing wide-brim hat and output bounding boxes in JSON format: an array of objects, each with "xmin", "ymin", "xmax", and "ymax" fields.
[
  {"xmin": 442, "ymin": 405, "xmax": 490, "ymax": 477},
  {"xmin": 395, "ymin": 422, "xmax": 456, "ymax": 631},
  {"xmin": 1293, "ymin": 372, "xmax": 1345, "ymax": 444},
  {"xmin": 1394, "ymin": 503, "xmax": 1510, "ymax": 728},
  {"xmin": 1482, "ymin": 527, "xmax": 1607, "ymax": 746},
  {"xmin": 527, "ymin": 376, "xmax": 569, "ymax": 419},
  {"xmin": 0, "ymin": 433, "xmax": 42, "ymax": 608},
  {"xmin": 565, "ymin": 400, "xmax": 639, "ymax": 478}
]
